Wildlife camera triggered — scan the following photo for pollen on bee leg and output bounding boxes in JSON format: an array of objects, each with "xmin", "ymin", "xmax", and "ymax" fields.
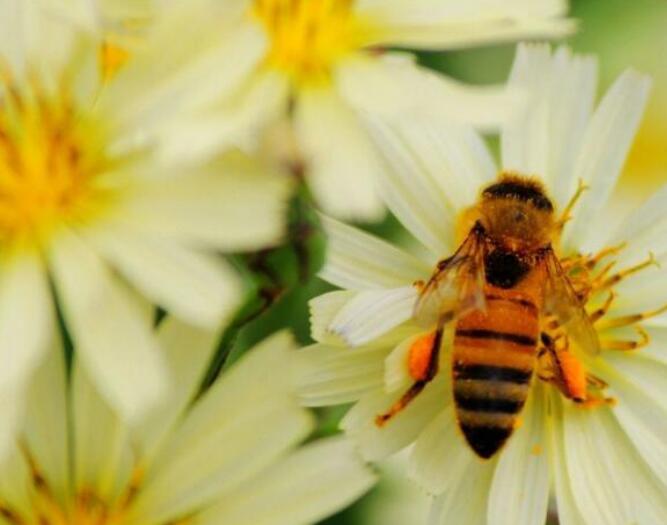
[
  {"xmin": 407, "ymin": 331, "xmax": 437, "ymax": 381},
  {"xmin": 376, "ymin": 330, "xmax": 441, "ymax": 427}
]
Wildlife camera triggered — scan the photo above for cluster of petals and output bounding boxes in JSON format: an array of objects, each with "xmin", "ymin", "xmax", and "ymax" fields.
[
  {"xmin": 0, "ymin": 0, "xmax": 291, "ymax": 452},
  {"xmin": 150, "ymin": 0, "xmax": 575, "ymax": 220},
  {"xmin": 0, "ymin": 319, "xmax": 375, "ymax": 524}
]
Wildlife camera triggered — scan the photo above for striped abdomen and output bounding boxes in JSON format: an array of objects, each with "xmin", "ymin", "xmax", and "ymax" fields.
[{"xmin": 452, "ymin": 286, "xmax": 540, "ymax": 458}]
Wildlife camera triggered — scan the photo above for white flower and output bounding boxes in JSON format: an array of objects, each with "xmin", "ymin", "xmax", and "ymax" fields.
[
  {"xmin": 297, "ymin": 44, "xmax": 667, "ymax": 524},
  {"xmin": 0, "ymin": 319, "xmax": 376, "ymax": 525},
  {"xmin": 0, "ymin": 0, "xmax": 291, "ymax": 449},
  {"xmin": 152, "ymin": 0, "xmax": 575, "ymax": 221}
]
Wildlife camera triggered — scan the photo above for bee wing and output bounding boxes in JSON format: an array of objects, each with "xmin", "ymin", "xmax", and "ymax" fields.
[
  {"xmin": 543, "ymin": 248, "xmax": 600, "ymax": 356},
  {"xmin": 413, "ymin": 227, "xmax": 486, "ymax": 328}
]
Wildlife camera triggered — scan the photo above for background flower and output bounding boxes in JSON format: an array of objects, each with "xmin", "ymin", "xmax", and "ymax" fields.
[
  {"xmin": 0, "ymin": 0, "xmax": 292, "ymax": 454},
  {"xmin": 0, "ymin": 318, "xmax": 375, "ymax": 524},
  {"xmin": 143, "ymin": 0, "xmax": 574, "ymax": 221}
]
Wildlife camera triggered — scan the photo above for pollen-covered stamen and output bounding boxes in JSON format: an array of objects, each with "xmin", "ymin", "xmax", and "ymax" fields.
[
  {"xmin": 0, "ymin": 74, "xmax": 111, "ymax": 246},
  {"xmin": 2, "ymin": 446, "xmax": 148, "ymax": 524},
  {"xmin": 563, "ymin": 245, "xmax": 666, "ymax": 353},
  {"xmin": 252, "ymin": 0, "xmax": 358, "ymax": 84}
]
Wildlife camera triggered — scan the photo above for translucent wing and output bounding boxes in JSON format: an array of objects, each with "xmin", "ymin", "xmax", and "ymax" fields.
[
  {"xmin": 543, "ymin": 248, "xmax": 600, "ymax": 356},
  {"xmin": 413, "ymin": 226, "xmax": 486, "ymax": 328}
]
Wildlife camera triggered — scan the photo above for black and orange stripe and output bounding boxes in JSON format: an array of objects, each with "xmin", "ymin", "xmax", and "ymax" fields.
[{"xmin": 452, "ymin": 280, "xmax": 541, "ymax": 459}]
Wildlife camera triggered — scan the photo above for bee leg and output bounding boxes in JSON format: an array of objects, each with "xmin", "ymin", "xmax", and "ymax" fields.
[
  {"xmin": 541, "ymin": 332, "xmax": 616, "ymax": 406},
  {"xmin": 375, "ymin": 323, "xmax": 444, "ymax": 427},
  {"xmin": 538, "ymin": 333, "xmax": 586, "ymax": 401},
  {"xmin": 600, "ymin": 326, "xmax": 650, "ymax": 351}
]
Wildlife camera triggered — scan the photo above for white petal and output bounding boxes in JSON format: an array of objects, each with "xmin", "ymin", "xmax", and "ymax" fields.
[
  {"xmin": 0, "ymin": 441, "xmax": 33, "ymax": 518},
  {"xmin": 604, "ymin": 351, "xmax": 667, "ymax": 412},
  {"xmin": 409, "ymin": 406, "xmax": 476, "ymax": 494},
  {"xmin": 295, "ymin": 343, "xmax": 387, "ymax": 407},
  {"xmin": 22, "ymin": 340, "xmax": 70, "ymax": 501},
  {"xmin": 131, "ymin": 318, "xmax": 220, "ymax": 459},
  {"xmin": 329, "ymin": 287, "xmax": 417, "ymax": 346},
  {"xmin": 0, "ymin": 0, "xmax": 77, "ymax": 79},
  {"xmin": 50, "ymin": 230, "xmax": 167, "ymax": 422},
  {"xmin": 602, "ymin": 360, "xmax": 667, "ymax": 487},
  {"xmin": 609, "ymin": 183, "xmax": 667, "ymax": 269},
  {"xmin": 367, "ymin": 112, "xmax": 494, "ymax": 257},
  {"xmin": 356, "ymin": 0, "xmax": 574, "ymax": 50},
  {"xmin": 563, "ymin": 70, "xmax": 651, "ymax": 252},
  {"xmin": 342, "ymin": 377, "xmax": 447, "ymax": 461},
  {"xmin": 99, "ymin": 11, "xmax": 265, "ymax": 136},
  {"xmin": 88, "ymin": 225, "xmax": 242, "ymax": 327},
  {"xmin": 549, "ymin": 395, "xmax": 588, "ymax": 525},
  {"xmin": 429, "ymin": 452, "xmax": 495, "ymax": 525},
  {"xmin": 501, "ymin": 44, "xmax": 598, "ymax": 204},
  {"xmin": 309, "ymin": 290, "xmax": 357, "ymax": 345},
  {"xmin": 71, "ymin": 357, "xmax": 135, "ymax": 503},
  {"xmin": 130, "ymin": 332, "xmax": 314, "ymax": 523},
  {"xmin": 294, "ymin": 87, "xmax": 384, "ymax": 221},
  {"xmin": 487, "ymin": 385, "xmax": 549, "ymax": 525},
  {"xmin": 0, "ymin": 255, "xmax": 52, "ymax": 393},
  {"xmin": 112, "ymin": 155, "xmax": 292, "ymax": 252},
  {"xmin": 155, "ymin": 72, "xmax": 289, "ymax": 164},
  {"xmin": 319, "ymin": 214, "xmax": 430, "ymax": 290},
  {"xmin": 338, "ymin": 52, "xmax": 517, "ymax": 131},
  {"xmin": 0, "ymin": 385, "xmax": 25, "ymax": 469},
  {"xmin": 198, "ymin": 437, "xmax": 375, "ymax": 525},
  {"xmin": 563, "ymin": 403, "xmax": 667, "ymax": 525}
]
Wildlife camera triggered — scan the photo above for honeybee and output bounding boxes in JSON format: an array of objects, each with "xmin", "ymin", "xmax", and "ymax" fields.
[{"xmin": 376, "ymin": 173, "xmax": 601, "ymax": 459}]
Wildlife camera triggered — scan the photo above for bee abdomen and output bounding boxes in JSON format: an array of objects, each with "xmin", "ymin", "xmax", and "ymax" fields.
[
  {"xmin": 452, "ymin": 321, "xmax": 537, "ymax": 458},
  {"xmin": 452, "ymin": 371, "xmax": 532, "ymax": 458}
]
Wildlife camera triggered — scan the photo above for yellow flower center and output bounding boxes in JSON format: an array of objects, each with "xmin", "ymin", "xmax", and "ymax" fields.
[
  {"xmin": 252, "ymin": 0, "xmax": 360, "ymax": 85},
  {"xmin": 0, "ymin": 78, "xmax": 111, "ymax": 249}
]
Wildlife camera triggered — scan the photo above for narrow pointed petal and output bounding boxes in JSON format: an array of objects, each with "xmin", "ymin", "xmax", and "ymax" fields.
[
  {"xmin": 487, "ymin": 387, "xmax": 550, "ymax": 525},
  {"xmin": 320, "ymin": 214, "xmax": 430, "ymax": 290},
  {"xmin": 563, "ymin": 71, "xmax": 651, "ymax": 252},
  {"xmin": 295, "ymin": 87, "xmax": 384, "ymax": 221},
  {"xmin": 198, "ymin": 437, "xmax": 375, "ymax": 525},
  {"xmin": 50, "ymin": 231, "xmax": 167, "ymax": 422},
  {"xmin": 328, "ymin": 287, "xmax": 417, "ymax": 346}
]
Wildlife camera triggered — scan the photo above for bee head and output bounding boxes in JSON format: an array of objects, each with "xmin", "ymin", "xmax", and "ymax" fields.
[{"xmin": 479, "ymin": 174, "xmax": 555, "ymax": 250}]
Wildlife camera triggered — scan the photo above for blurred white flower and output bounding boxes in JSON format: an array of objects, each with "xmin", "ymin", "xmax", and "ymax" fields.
[
  {"xmin": 297, "ymin": 44, "xmax": 667, "ymax": 524},
  {"xmin": 152, "ymin": 0, "xmax": 575, "ymax": 220},
  {"xmin": 0, "ymin": 0, "xmax": 291, "ymax": 451},
  {"xmin": 0, "ymin": 320, "xmax": 375, "ymax": 525}
]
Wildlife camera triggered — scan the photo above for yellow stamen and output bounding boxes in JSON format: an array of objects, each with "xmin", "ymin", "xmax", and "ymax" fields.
[
  {"xmin": 252, "ymin": 0, "xmax": 360, "ymax": 85},
  {"xmin": 0, "ymin": 75, "xmax": 112, "ymax": 248}
]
